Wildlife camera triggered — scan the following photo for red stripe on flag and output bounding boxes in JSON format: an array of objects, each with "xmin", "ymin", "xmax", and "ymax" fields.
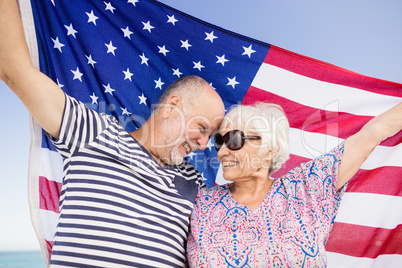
[
  {"xmin": 272, "ymin": 154, "xmax": 310, "ymax": 178},
  {"xmin": 39, "ymin": 176, "xmax": 62, "ymax": 213},
  {"xmin": 45, "ymin": 239, "xmax": 53, "ymax": 260},
  {"xmin": 348, "ymin": 167, "xmax": 402, "ymax": 196},
  {"xmin": 326, "ymin": 222, "xmax": 402, "ymax": 258},
  {"xmin": 265, "ymin": 45, "xmax": 402, "ymax": 97},
  {"xmin": 273, "ymin": 155, "xmax": 401, "ymax": 196},
  {"xmin": 243, "ymin": 86, "xmax": 402, "ymax": 146}
]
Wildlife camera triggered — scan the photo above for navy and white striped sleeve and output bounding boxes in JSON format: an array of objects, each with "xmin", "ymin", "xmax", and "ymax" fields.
[{"xmin": 50, "ymin": 94, "xmax": 110, "ymax": 157}]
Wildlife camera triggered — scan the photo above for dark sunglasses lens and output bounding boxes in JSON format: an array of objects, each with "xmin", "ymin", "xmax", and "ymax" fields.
[
  {"xmin": 214, "ymin": 130, "xmax": 245, "ymax": 151},
  {"xmin": 214, "ymin": 134, "xmax": 224, "ymax": 151},
  {"xmin": 227, "ymin": 130, "xmax": 244, "ymax": 150}
]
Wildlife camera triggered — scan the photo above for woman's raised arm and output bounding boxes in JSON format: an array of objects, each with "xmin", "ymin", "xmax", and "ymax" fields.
[{"xmin": 337, "ymin": 102, "xmax": 402, "ymax": 189}]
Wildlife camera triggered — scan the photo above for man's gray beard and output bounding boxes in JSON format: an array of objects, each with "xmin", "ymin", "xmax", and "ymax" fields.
[
  {"xmin": 169, "ymin": 149, "xmax": 184, "ymax": 166},
  {"xmin": 161, "ymin": 118, "xmax": 184, "ymax": 166}
]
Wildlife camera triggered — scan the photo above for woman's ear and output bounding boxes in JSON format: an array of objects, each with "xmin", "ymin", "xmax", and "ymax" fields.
[
  {"xmin": 271, "ymin": 148, "xmax": 279, "ymax": 159},
  {"xmin": 265, "ymin": 148, "xmax": 278, "ymax": 162},
  {"xmin": 162, "ymin": 94, "xmax": 182, "ymax": 118}
]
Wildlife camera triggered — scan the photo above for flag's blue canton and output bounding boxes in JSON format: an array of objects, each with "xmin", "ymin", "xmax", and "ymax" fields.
[{"xmin": 32, "ymin": 0, "xmax": 269, "ymax": 187}]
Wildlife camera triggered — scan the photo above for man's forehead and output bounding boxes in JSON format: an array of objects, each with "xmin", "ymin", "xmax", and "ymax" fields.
[
  {"xmin": 189, "ymin": 106, "xmax": 223, "ymax": 121},
  {"xmin": 190, "ymin": 115, "xmax": 221, "ymax": 127}
]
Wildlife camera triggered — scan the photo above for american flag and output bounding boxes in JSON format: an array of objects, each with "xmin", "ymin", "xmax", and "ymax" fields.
[{"xmin": 18, "ymin": 0, "xmax": 401, "ymax": 266}]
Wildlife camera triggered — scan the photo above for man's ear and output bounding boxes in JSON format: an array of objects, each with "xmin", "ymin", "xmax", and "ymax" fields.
[{"xmin": 162, "ymin": 94, "xmax": 182, "ymax": 118}]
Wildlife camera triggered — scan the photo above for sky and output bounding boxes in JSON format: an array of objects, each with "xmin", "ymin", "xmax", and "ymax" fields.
[{"xmin": 0, "ymin": 0, "xmax": 401, "ymax": 252}]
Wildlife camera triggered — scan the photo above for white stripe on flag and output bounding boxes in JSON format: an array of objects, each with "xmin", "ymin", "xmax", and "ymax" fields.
[
  {"xmin": 360, "ymin": 142, "xmax": 402, "ymax": 170},
  {"xmin": 39, "ymin": 208, "xmax": 59, "ymax": 241},
  {"xmin": 252, "ymin": 63, "xmax": 401, "ymax": 116},
  {"xmin": 289, "ymin": 128, "xmax": 342, "ymax": 159},
  {"xmin": 335, "ymin": 192, "xmax": 402, "ymax": 229},
  {"xmin": 289, "ymin": 128, "xmax": 402, "ymax": 169},
  {"xmin": 327, "ymin": 252, "xmax": 402, "ymax": 268},
  {"xmin": 40, "ymin": 148, "xmax": 64, "ymax": 183}
]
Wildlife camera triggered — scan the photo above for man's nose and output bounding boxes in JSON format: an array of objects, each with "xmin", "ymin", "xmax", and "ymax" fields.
[{"xmin": 197, "ymin": 135, "xmax": 209, "ymax": 151}]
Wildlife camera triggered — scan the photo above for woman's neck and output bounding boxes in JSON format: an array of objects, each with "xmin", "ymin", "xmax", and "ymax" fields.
[{"xmin": 229, "ymin": 178, "xmax": 274, "ymax": 210}]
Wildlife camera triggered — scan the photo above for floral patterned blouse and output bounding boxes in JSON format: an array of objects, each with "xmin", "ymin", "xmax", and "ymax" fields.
[{"xmin": 187, "ymin": 143, "xmax": 346, "ymax": 267}]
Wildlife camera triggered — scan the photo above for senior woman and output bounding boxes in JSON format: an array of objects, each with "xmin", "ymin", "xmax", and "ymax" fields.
[{"xmin": 187, "ymin": 102, "xmax": 402, "ymax": 267}]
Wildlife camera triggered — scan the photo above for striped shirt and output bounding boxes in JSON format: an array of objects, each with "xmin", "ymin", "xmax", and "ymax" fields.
[{"xmin": 49, "ymin": 94, "xmax": 204, "ymax": 267}]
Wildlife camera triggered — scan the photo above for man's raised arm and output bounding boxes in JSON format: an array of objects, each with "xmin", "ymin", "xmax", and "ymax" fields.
[{"xmin": 0, "ymin": 0, "xmax": 65, "ymax": 139}]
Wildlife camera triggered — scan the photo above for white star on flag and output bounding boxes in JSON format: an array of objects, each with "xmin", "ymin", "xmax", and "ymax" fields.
[
  {"xmin": 206, "ymin": 138, "xmax": 214, "ymax": 151},
  {"xmin": 86, "ymin": 10, "xmax": 98, "ymax": 25},
  {"xmin": 142, "ymin": 21, "xmax": 154, "ymax": 33},
  {"xmin": 121, "ymin": 26, "xmax": 133, "ymax": 39},
  {"xmin": 242, "ymin": 44, "xmax": 256, "ymax": 58},
  {"xmin": 121, "ymin": 107, "xmax": 131, "ymax": 116},
  {"xmin": 139, "ymin": 53, "xmax": 149, "ymax": 65},
  {"xmin": 138, "ymin": 93, "xmax": 147, "ymax": 105},
  {"xmin": 227, "ymin": 76, "xmax": 239, "ymax": 88},
  {"xmin": 158, "ymin": 45, "xmax": 170, "ymax": 56},
  {"xmin": 172, "ymin": 68, "xmax": 182, "ymax": 78},
  {"xmin": 127, "ymin": 0, "xmax": 138, "ymax": 6},
  {"xmin": 154, "ymin": 78, "xmax": 165, "ymax": 89},
  {"xmin": 180, "ymin": 40, "xmax": 192, "ymax": 50},
  {"xmin": 64, "ymin": 23, "xmax": 77, "ymax": 38},
  {"xmin": 51, "ymin": 37, "xmax": 64, "ymax": 52},
  {"xmin": 57, "ymin": 79, "xmax": 64, "ymax": 88},
  {"xmin": 90, "ymin": 92, "xmax": 98, "ymax": 104},
  {"xmin": 216, "ymin": 55, "xmax": 229, "ymax": 66},
  {"xmin": 187, "ymin": 152, "xmax": 195, "ymax": 160},
  {"xmin": 85, "ymin": 54, "xmax": 97, "ymax": 68},
  {"xmin": 103, "ymin": 83, "xmax": 115, "ymax": 95},
  {"xmin": 205, "ymin": 31, "xmax": 218, "ymax": 43},
  {"xmin": 71, "ymin": 67, "xmax": 83, "ymax": 81},
  {"xmin": 105, "ymin": 41, "xmax": 117, "ymax": 55},
  {"xmin": 123, "ymin": 68, "xmax": 133, "ymax": 81},
  {"xmin": 167, "ymin": 15, "xmax": 178, "ymax": 25},
  {"xmin": 104, "ymin": 1, "xmax": 116, "ymax": 13},
  {"xmin": 193, "ymin": 61, "xmax": 205, "ymax": 71}
]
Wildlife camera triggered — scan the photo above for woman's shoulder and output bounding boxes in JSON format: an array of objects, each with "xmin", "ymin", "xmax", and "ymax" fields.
[{"xmin": 278, "ymin": 142, "xmax": 345, "ymax": 179}]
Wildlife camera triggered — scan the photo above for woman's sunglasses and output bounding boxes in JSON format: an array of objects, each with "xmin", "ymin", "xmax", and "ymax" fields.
[{"xmin": 214, "ymin": 130, "xmax": 261, "ymax": 151}]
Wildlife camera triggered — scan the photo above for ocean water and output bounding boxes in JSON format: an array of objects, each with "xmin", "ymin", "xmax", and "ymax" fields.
[{"xmin": 0, "ymin": 251, "xmax": 45, "ymax": 268}]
